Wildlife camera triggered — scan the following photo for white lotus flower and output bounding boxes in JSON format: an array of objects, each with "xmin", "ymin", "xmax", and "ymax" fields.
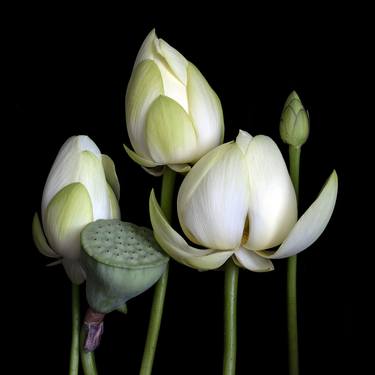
[
  {"xmin": 150, "ymin": 130, "xmax": 338, "ymax": 271},
  {"xmin": 125, "ymin": 29, "xmax": 224, "ymax": 175},
  {"xmin": 32, "ymin": 135, "xmax": 121, "ymax": 284}
]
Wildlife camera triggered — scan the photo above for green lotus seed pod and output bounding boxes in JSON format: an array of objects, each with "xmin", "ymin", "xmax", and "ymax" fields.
[
  {"xmin": 279, "ymin": 91, "xmax": 310, "ymax": 147},
  {"xmin": 81, "ymin": 219, "xmax": 169, "ymax": 314}
]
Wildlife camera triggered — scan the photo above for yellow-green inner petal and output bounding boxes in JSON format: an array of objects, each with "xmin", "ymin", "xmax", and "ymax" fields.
[
  {"xmin": 45, "ymin": 182, "xmax": 93, "ymax": 259},
  {"xmin": 125, "ymin": 60, "xmax": 164, "ymax": 158},
  {"xmin": 145, "ymin": 95, "xmax": 197, "ymax": 164}
]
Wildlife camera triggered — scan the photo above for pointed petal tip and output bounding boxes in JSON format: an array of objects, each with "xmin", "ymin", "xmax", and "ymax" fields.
[
  {"xmin": 259, "ymin": 169, "xmax": 338, "ymax": 259},
  {"xmin": 331, "ymin": 169, "xmax": 338, "ymax": 182}
]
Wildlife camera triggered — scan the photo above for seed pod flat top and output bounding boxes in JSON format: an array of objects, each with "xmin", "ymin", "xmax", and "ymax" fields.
[{"xmin": 81, "ymin": 219, "xmax": 168, "ymax": 269}]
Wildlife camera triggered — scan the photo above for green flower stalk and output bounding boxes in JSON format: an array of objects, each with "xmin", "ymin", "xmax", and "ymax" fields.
[{"xmin": 279, "ymin": 90, "xmax": 312, "ymax": 375}]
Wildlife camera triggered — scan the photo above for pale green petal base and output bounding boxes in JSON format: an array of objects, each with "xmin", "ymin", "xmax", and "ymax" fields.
[
  {"xmin": 123, "ymin": 144, "xmax": 165, "ymax": 176},
  {"xmin": 62, "ymin": 259, "xmax": 86, "ymax": 285},
  {"xmin": 142, "ymin": 165, "xmax": 165, "ymax": 176},
  {"xmin": 124, "ymin": 144, "xmax": 160, "ymax": 168},
  {"xmin": 32, "ymin": 212, "xmax": 59, "ymax": 258},
  {"xmin": 168, "ymin": 163, "xmax": 191, "ymax": 174}
]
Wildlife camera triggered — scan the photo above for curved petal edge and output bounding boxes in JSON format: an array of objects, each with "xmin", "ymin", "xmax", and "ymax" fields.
[
  {"xmin": 32, "ymin": 212, "xmax": 59, "ymax": 258},
  {"xmin": 149, "ymin": 189, "xmax": 233, "ymax": 270},
  {"xmin": 234, "ymin": 247, "xmax": 274, "ymax": 272},
  {"xmin": 257, "ymin": 170, "xmax": 338, "ymax": 259}
]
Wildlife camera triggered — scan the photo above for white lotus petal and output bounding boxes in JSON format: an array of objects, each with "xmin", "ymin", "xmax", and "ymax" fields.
[
  {"xmin": 102, "ymin": 154, "xmax": 120, "ymax": 200},
  {"xmin": 62, "ymin": 258, "xmax": 86, "ymax": 285},
  {"xmin": 257, "ymin": 171, "xmax": 338, "ymax": 259},
  {"xmin": 42, "ymin": 136, "xmax": 100, "ymax": 218},
  {"xmin": 32, "ymin": 212, "xmax": 59, "ymax": 258},
  {"xmin": 134, "ymin": 29, "xmax": 158, "ymax": 67},
  {"xmin": 44, "ymin": 182, "xmax": 93, "ymax": 259},
  {"xmin": 157, "ymin": 38, "xmax": 188, "ymax": 85},
  {"xmin": 107, "ymin": 183, "xmax": 121, "ymax": 219},
  {"xmin": 74, "ymin": 151, "xmax": 110, "ymax": 220},
  {"xmin": 131, "ymin": 29, "xmax": 188, "ymax": 118},
  {"xmin": 150, "ymin": 190, "xmax": 233, "ymax": 270},
  {"xmin": 154, "ymin": 60, "xmax": 189, "ymax": 112},
  {"xmin": 187, "ymin": 63, "xmax": 224, "ymax": 161},
  {"xmin": 77, "ymin": 135, "xmax": 101, "ymax": 157},
  {"xmin": 148, "ymin": 35, "xmax": 188, "ymax": 112},
  {"xmin": 235, "ymin": 130, "xmax": 253, "ymax": 154},
  {"xmin": 178, "ymin": 142, "xmax": 249, "ymax": 250},
  {"xmin": 234, "ymin": 247, "xmax": 274, "ymax": 272},
  {"xmin": 125, "ymin": 60, "xmax": 164, "ymax": 158},
  {"xmin": 243, "ymin": 135, "xmax": 297, "ymax": 251},
  {"xmin": 145, "ymin": 95, "xmax": 197, "ymax": 164}
]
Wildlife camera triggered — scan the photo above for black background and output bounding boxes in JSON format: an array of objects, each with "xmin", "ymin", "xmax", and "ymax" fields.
[{"xmin": 9, "ymin": 4, "xmax": 364, "ymax": 375}]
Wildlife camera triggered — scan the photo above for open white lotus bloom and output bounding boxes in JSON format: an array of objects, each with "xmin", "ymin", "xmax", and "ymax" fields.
[
  {"xmin": 125, "ymin": 29, "xmax": 224, "ymax": 175},
  {"xmin": 150, "ymin": 130, "xmax": 338, "ymax": 271},
  {"xmin": 32, "ymin": 136, "xmax": 121, "ymax": 284}
]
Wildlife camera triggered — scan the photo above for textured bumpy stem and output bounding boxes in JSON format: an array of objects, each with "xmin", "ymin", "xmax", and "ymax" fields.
[
  {"xmin": 223, "ymin": 258, "xmax": 239, "ymax": 375},
  {"xmin": 69, "ymin": 283, "xmax": 80, "ymax": 375},
  {"xmin": 140, "ymin": 167, "xmax": 176, "ymax": 375},
  {"xmin": 287, "ymin": 145, "xmax": 301, "ymax": 375},
  {"xmin": 80, "ymin": 324, "xmax": 98, "ymax": 375},
  {"xmin": 82, "ymin": 309, "xmax": 105, "ymax": 352}
]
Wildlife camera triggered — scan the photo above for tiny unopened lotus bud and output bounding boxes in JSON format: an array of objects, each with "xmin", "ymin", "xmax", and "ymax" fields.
[{"xmin": 279, "ymin": 91, "xmax": 310, "ymax": 147}]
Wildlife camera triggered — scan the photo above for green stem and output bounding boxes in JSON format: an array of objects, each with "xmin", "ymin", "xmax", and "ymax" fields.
[
  {"xmin": 287, "ymin": 145, "xmax": 301, "ymax": 375},
  {"xmin": 289, "ymin": 146, "xmax": 300, "ymax": 198},
  {"xmin": 69, "ymin": 283, "xmax": 80, "ymax": 375},
  {"xmin": 160, "ymin": 166, "xmax": 176, "ymax": 221},
  {"xmin": 140, "ymin": 167, "xmax": 176, "ymax": 375},
  {"xmin": 80, "ymin": 327, "xmax": 98, "ymax": 375},
  {"xmin": 223, "ymin": 258, "xmax": 239, "ymax": 375}
]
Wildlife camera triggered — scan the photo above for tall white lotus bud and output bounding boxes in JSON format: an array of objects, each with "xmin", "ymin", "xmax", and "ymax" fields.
[
  {"xmin": 125, "ymin": 29, "xmax": 224, "ymax": 175},
  {"xmin": 32, "ymin": 135, "xmax": 121, "ymax": 284}
]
